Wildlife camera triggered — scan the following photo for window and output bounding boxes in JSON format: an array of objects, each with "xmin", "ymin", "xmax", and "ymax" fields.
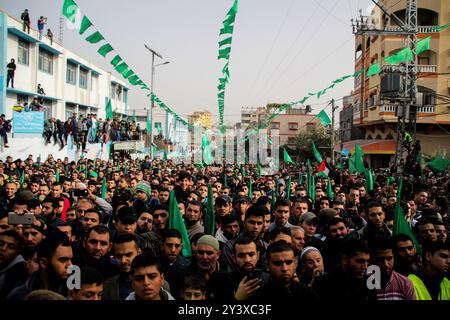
[
  {"xmin": 270, "ymin": 122, "xmax": 280, "ymax": 129},
  {"xmin": 419, "ymin": 57, "xmax": 430, "ymax": 65},
  {"xmin": 79, "ymin": 68, "xmax": 88, "ymax": 89},
  {"xmin": 17, "ymin": 94, "xmax": 29, "ymax": 104},
  {"xmin": 66, "ymin": 62, "xmax": 77, "ymax": 85},
  {"xmin": 38, "ymin": 49, "xmax": 53, "ymax": 74},
  {"xmin": 111, "ymin": 84, "xmax": 116, "ymax": 99},
  {"xmin": 18, "ymin": 39, "xmax": 29, "ymax": 65},
  {"xmin": 123, "ymin": 89, "xmax": 128, "ymax": 103},
  {"xmin": 288, "ymin": 122, "xmax": 298, "ymax": 130}
]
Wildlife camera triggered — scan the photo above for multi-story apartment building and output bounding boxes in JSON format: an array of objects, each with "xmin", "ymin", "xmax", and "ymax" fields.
[
  {"xmin": 342, "ymin": 0, "xmax": 450, "ymax": 167},
  {"xmin": 0, "ymin": 10, "xmax": 129, "ymax": 121},
  {"xmin": 188, "ymin": 111, "xmax": 212, "ymax": 129}
]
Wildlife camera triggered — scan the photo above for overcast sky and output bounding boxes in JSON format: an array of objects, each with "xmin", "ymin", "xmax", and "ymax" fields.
[{"xmin": 1, "ymin": 0, "xmax": 375, "ymax": 124}]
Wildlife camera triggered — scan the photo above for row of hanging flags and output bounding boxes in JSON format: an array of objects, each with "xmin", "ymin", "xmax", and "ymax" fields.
[{"xmin": 62, "ymin": 0, "xmax": 449, "ymax": 162}]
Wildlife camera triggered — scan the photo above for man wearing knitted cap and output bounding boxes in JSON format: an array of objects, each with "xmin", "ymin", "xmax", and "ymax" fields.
[
  {"xmin": 133, "ymin": 181, "xmax": 160, "ymax": 215},
  {"xmin": 190, "ymin": 235, "xmax": 221, "ymax": 283}
]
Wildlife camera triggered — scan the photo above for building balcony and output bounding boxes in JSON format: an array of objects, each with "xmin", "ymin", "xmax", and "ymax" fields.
[
  {"xmin": 379, "ymin": 105, "xmax": 436, "ymax": 114},
  {"xmin": 382, "ymin": 64, "xmax": 437, "ymax": 74},
  {"xmin": 384, "ymin": 26, "xmax": 438, "ymax": 34}
]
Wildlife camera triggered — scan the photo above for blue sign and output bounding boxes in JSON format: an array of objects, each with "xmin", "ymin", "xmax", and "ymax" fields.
[
  {"xmin": 341, "ymin": 148, "xmax": 349, "ymax": 156},
  {"xmin": 13, "ymin": 111, "xmax": 44, "ymax": 133}
]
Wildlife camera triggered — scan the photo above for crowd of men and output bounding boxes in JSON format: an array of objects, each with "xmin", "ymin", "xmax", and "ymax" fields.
[{"xmin": 0, "ymin": 152, "xmax": 449, "ymax": 301}]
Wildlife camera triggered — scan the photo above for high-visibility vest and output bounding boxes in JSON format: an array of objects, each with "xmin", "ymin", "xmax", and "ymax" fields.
[{"xmin": 408, "ymin": 274, "xmax": 450, "ymax": 300}]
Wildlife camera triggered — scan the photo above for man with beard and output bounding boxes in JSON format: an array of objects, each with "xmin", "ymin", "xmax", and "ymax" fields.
[
  {"xmin": 288, "ymin": 197, "xmax": 309, "ymax": 225},
  {"xmin": 136, "ymin": 212, "xmax": 153, "ymax": 234},
  {"xmin": 351, "ymin": 201, "xmax": 391, "ymax": 243},
  {"xmin": 313, "ymin": 238, "xmax": 377, "ymax": 301},
  {"xmin": 74, "ymin": 225, "xmax": 118, "ymax": 280},
  {"xmin": 158, "ymin": 187, "xmax": 171, "ymax": 205},
  {"xmin": 8, "ymin": 232, "xmax": 73, "ymax": 300},
  {"xmin": 21, "ymin": 221, "xmax": 47, "ymax": 258},
  {"xmin": 185, "ymin": 200, "xmax": 204, "ymax": 241},
  {"xmin": 208, "ymin": 236, "xmax": 262, "ymax": 301},
  {"xmin": 187, "ymin": 235, "xmax": 221, "ymax": 283},
  {"xmin": 103, "ymin": 234, "xmax": 141, "ymax": 300},
  {"xmin": 321, "ymin": 217, "xmax": 349, "ymax": 272},
  {"xmin": 393, "ymin": 234, "xmax": 420, "ymax": 276},
  {"xmin": 268, "ymin": 199, "xmax": 293, "ymax": 233},
  {"xmin": 215, "ymin": 214, "xmax": 240, "ymax": 250},
  {"xmin": 41, "ymin": 196, "xmax": 65, "ymax": 231},
  {"xmin": 369, "ymin": 236, "xmax": 416, "ymax": 300}
]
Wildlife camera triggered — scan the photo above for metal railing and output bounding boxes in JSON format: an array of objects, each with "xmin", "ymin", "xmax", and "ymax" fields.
[
  {"xmin": 379, "ymin": 105, "xmax": 435, "ymax": 113},
  {"xmin": 381, "ymin": 64, "xmax": 437, "ymax": 73}
]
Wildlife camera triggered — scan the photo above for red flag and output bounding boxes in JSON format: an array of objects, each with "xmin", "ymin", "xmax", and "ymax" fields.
[{"xmin": 317, "ymin": 159, "xmax": 329, "ymax": 177}]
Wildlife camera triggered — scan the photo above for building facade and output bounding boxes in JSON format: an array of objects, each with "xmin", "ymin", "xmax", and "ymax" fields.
[
  {"xmin": 0, "ymin": 10, "xmax": 129, "ymax": 121},
  {"xmin": 343, "ymin": 0, "xmax": 450, "ymax": 166},
  {"xmin": 188, "ymin": 111, "xmax": 212, "ymax": 129}
]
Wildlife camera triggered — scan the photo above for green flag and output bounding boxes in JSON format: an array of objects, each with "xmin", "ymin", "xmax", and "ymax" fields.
[
  {"xmin": 248, "ymin": 178, "xmax": 252, "ymax": 198},
  {"xmin": 366, "ymin": 63, "xmax": 381, "ymax": 77},
  {"xmin": 355, "ymin": 144, "xmax": 365, "ymax": 172},
  {"xmin": 147, "ymin": 117, "xmax": 151, "ymax": 132},
  {"xmin": 219, "ymin": 37, "xmax": 233, "ymax": 47},
  {"xmin": 317, "ymin": 110, "xmax": 331, "ymax": 127},
  {"xmin": 286, "ymin": 176, "xmax": 292, "ymax": 200},
  {"xmin": 416, "ymin": 36, "xmax": 431, "ymax": 55},
  {"xmin": 311, "ymin": 176, "xmax": 316, "ymax": 203},
  {"xmin": 384, "ymin": 47, "xmax": 413, "ymax": 65},
  {"xmin": 393, "ymin": 177, "xmax": 421, "ymax": 252},
  {"xmin": 349, "ymin": 153, "xmax": 356, "ymax": 173},
  {"xmin": 283, "ymin": 148, "xmax": 293, "ymax": 164},
  {"xmin": 19, "ymin": 172, "xmax": 25, "ymax": 192},
  {"xmin": 218, "ymin": 47, "xmax": 231, "ymax": 60},
  {"xmin": 223, "ymin": 174, "xmax": 228, "ymax": 187},
  {"xmin": 298, "ymin": 172, "xmax": 303, "ymax": 186},
  {"xmin": 271, "ymin": 180, "xmax": 279, "ymax": 211},
  {"xmin": 202, "ymin": 135, "xmax": 214, "ymax": 165},
  {"xmin": 79, "ymin": 16, "xmax": 93, "ymax": 35},
  {"xmin": 241, "ymin": 166, "xmax": 246, "ymax": 178},
  {"xmin": 312, "ymin": 142, "xmax": 323, "ymax": 163},
  {"xmin": 307, "ymin": 159, "xmax": 312, "ymax": 198},
  {"xmin": 55, "ymin": 170, "xmax": 60, "ymax": 183},
  {"xmin": 101, "ymin": 178, "xmax": 107, "ymax": 199},
  {"xmin": 85, "ymin": 31, "xmax": 105, "ymax": 44},
  {"xmin": 327, "ymin": 177, "xmax": 333, "ymax": 198},
  {"xmin": 105, "ymin": 99, "xmax": 113, "ymax": 120},
  {"xmin": 365, "ymin": 168, "xmax": 373, "ymax": 192},
  {"xmin": 204, "ymin": 184, "xmax": 216, "ymax": 236},
  {"xmin": 62, "ymin": 0, "xmax": 78, "ymax": 23},
  {"xmin": 168, "ymin": 190, "xmax": 192, "ymax": 258},
  {"xmin": 219, "ymin": 25, "xmax": 234, "ymax": 35},
  {"xmin": 98, "ymin": 43, "xmax": 114, "ymax": 57},
  {"xmin": 156, "ymin": 122, "xmax": 162, "ymax": 134},
  {"xmin": 110, "ymin": 55, "xmax": 122, "ymax": 67},
  {"xmin": 427, "ymin": 156, "xmax": 450, "ymax": 172},
  {"xmin": 434, "ymin": 23, "xmax": 450, "ymax": 32}
]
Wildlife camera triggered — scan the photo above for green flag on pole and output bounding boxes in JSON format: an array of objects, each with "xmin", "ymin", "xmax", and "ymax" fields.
[
  {"xmin": 327, "ymin": 177, "xmax": 333, "ymax": 198},
  {"xmin": 393, "ymin": 177, "xmax": 421, "ymax": 253},
  {"xmin": 355, "ymin": 144, "xmax": 365, "ymax": 173},
  {"xmin": 101, "ymin": 178, "xmax": 107, "ymax": 199},
  {"xmin": 283, "ymin": 148, "xmax": 293, "ymax": 164},
  {"xmin": 105, "ymin": 99, "xmax": 113, "ymax": 120},
  {"xmin": 312, "ymin": 142, "xmax": 323, "ymax": 163},
  {"xmin": 307, "ymin": 159, "xmax": 312, "ymax": 198},
  {"xmin": 298, "ymin": 172, "xmax": 303, "ymax": 187},
  {"xmin": 271, "ymin": 180, "xmax": 279, "ymax": 211},
  {"xmin": 19, "ymin": 172, "xmax": 25, "ymax": 192},
  {"xmin": 311, "ymin": 176, "xmax": 316, "ymax": 203},
  {"xmin": 384, "ymin": 48, "xmax": 413, "ymax": 65},
  {"xmin": 85, "ymin": 31, "xmax": 105, "ymax": 44},
  {"xmin": 204, "ymin": 184, "xmax": 216, "ymax": 236},
  {"xmin": 62, "ymin": 0, "xmax": 78, "ymax": 23},
  {"xmin": 55, "ymin": 170, "xmax": 60, "ymax": 183},
  {"xmin": 365, "ymin": 168, "xmax": 374, "ymax": 191},
  {"xmin": 317, "ymin": 110, "xmax": 331, "ymax": 127},
  {"xmin": 168, "ymin": 190, "xmax": 192, "ymax": 258},
  {"xmin": 79, "ymin": 16, "xmax": 93, "ymax": 35},
  {"xmin": 248, "ymin": 178, "xmax": 252, "ymax": 198},
  {"xmin": 286, "ymin": 176, "xmax": 292, "ymax": 200}
]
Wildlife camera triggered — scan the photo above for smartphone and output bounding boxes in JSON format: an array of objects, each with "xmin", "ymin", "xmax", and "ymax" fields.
[
  {"xmin": 8, "ymin": 213, "xmax": 34, "ymax": 225},
  {"xmin": 246, "ymin": 269, "xmax": 263, "ymax": 280},
  {"xmin": 73, "ymin": 189, "xmax": 88, "ymax": 197}
]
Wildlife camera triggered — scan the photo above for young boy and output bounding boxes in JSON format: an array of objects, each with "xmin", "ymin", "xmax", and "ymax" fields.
[{"xmin": 180, "ymin": 274, "xmax": 206, "ymax": 300}]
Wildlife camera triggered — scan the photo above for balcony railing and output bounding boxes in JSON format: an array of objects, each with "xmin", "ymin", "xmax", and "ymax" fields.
[
  {"xmin": 379, "ymin": 105, "xmax": 435, "ymax": 113},
  {"xmin": 385, "ymin": 26, "xmax": 438, "ymax": 33},
  {"xmin": 382, "ymin": 64, "xmax": 437, "ymax": 73}
]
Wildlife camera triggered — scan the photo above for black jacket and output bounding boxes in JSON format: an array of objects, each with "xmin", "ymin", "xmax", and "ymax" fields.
[
  {"xmin": 0, "ymin": 255, "xmax": 28, "ymax": 300},
  {"xmin": 253, "ymin": 279, "xmax": 319, "ymax": 302}
]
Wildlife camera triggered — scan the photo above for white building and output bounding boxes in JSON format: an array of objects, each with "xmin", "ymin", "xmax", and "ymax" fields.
[{"xmin": 0, "ymin": 10, "xmax": 130, "ymax": 121}]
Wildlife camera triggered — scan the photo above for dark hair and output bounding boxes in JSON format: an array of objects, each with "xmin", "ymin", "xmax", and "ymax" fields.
[
  {"xmin": 117, "ymin": 206, "xmax": 136, "ymax": 223},
  {"xmin": 130, "ymin": 252, "xmax": 162, "ymax": 275},
  {"xmin": 187, "ymin": 200, "xmax": 203, "ymax": 212},
  {"xmin": 256, "ymin": 196, "xmax": 271, "ymax": 207},
  {"xmin": 163, "ymin": 228, "xmax": 182, "ymax": 242},
  {"xmin": 233, "ymin": 235, "xmax": 256, "ymax": 254},
  {"xmin": 190, "ymin": 232, "xmax": 205, "ymax": 246},
  {"xmin": 42, "ymin": 196, "xmax": 59, "ymax": 208},
  {"xmin": 85, "ymin": 209, "xmax": 102, "ymax": 222},
  {"xmin": 294, "ymin": 197, "xmax": 309, "ymax": 205},
  {"xmin": 114, "ymin": 233, "xmax": 139, "ymax": 246},
  {"xmin": 365, "ymin": 200, "xmax": 383, "ymax": 213},
  {"xmin": 181, "ymin": 273, "xmax": 206, "ymax": 292},
  {"xmin": 341, "ymin": 238, "xmax": 369, "ymax": 258},
  {"xmin": 368, "ymin": 236, "xmax": 393, "ymax": 254},
  {"xmin": 153, "ymin": 204, "xmax": 169, "ymax": 214},
  {"xmin": 36, "ymin": 231, "xmax": 71, "ymax": 260},
  {"xmin": 245, "ymin": 205, "xmax": 269, "ymax": 220},
  {"xmin": 27, "ymin": 198, "xmax": 41, "ymax": 209},
  {"xmin": 77, "ymin": 266, "xmax": 104, "ymax": 288},
  {"xmin": 86, "ymin": 224, "xmax": 110, "ymax": 239},
  {"xmin": 0, "ymin": 230, "xmax": 22, "ymax": 243},
  {"xmin": 392, "ymin": 233, "xmax": 414, "ymax": 245},
  {"xmin": 414, "ymin": 219, "xmax": 435, "ymax": 233},
  {"xmin": 422, "ymin": 240, "xmax": 450, "ymax": 262},
  {"xmin": 327, "ymin": 216, "xmax": 347, "ymax": 230},
  {"xmin": 266, "ymin": 240, "xmax": 294, "ymax": 261},
  {"xmin": 221, "ymin": 214, "xmax": 240, "ymax": 226},
  {"xmin": 274, "ymin": 198, "xmax": 290, "ymax": 210},
  {"xmin": 269, "ymin": 227, "xmax": 292, "ymax": 241}
]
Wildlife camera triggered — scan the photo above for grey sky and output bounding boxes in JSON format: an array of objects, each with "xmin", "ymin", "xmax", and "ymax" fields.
[{"xmin": 1, "ymin": 0, "xmax": 374, "ymax": 124}]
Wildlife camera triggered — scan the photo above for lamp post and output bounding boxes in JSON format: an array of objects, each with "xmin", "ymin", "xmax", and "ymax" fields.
[{"xmin": 144, "ymin": 44, "xmax": 166, "ymax": 159}]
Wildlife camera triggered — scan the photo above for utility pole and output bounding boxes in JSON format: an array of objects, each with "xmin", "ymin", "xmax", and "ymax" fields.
[
  {"xmin": 331, "ymin": 99, "xmax": 336, "ymax": 165},
  {"xmin": 351, "ymin": 0, "xmax": 418, "ymax": 173},
  {"xmin": 59, "ymin": 16, "xmax": 64, "ymax": 44}
]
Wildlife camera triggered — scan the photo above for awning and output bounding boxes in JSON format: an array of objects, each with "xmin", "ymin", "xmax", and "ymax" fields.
[
  {"xmin": 334, "ymin": 139, "xmax": 396, "ymax": 155},
  {"xmin": 8, "ymin": 27, "xmax": 39, "ymax": 43},
  {"xmin": 39, "ymin": 42, "xmax": 62, "ymax": 56},
  {"xmin": 6, "ymin": 87, "xmax": 59, "ymax": 101}
]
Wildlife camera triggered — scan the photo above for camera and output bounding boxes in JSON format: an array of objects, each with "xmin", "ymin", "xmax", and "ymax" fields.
[
  {"xmin": 73, "ymin": 189, "xmax": 89, "ymax": 197},
  {"xmin": 246, "ymin": 269, "xmax": 263, "ymax": 280},
  {"xmin": 8, "ymin": 212, "xmax": 34, "ymax": 225}
]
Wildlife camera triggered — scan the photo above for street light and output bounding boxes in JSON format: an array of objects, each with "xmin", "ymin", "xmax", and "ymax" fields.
[{"xmin": 144, "ymin": 44, "xmax": 164, "ymax": 159}]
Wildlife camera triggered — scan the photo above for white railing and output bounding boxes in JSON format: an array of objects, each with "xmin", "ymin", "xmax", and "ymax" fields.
[
  {"xmin": 382, "ymin": 64, "xmax": 437, "ymax": 73},
  {"xmin": 380, "ymin": 105, "xmax": 397, "ymax": 113},
  {"xmin": 385, "ymin": 26, "xmax": 438, "ymax": 33},
  {"xmin": 417, "ymin": 106, "xmax": 435, "ymax": 113},
  {"xmin": 354, "ymin": 111, "xmax": 361, "ymax": 119}
]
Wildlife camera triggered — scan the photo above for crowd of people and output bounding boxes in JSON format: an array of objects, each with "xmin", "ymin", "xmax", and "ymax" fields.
[{"xmin": 0, "ymin": 151, "xmax": 448, "ymax": 301}]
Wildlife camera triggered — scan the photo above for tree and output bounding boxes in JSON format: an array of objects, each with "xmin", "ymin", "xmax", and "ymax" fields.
[{"xmin": 294, "ymin": 127, "xmax": 331, "ymax": 163}]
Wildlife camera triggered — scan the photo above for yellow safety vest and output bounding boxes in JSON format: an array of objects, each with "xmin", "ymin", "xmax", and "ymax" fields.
[{"xmin": 408, "ymin": 274, "xmax": 450, "ymax": 300}]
